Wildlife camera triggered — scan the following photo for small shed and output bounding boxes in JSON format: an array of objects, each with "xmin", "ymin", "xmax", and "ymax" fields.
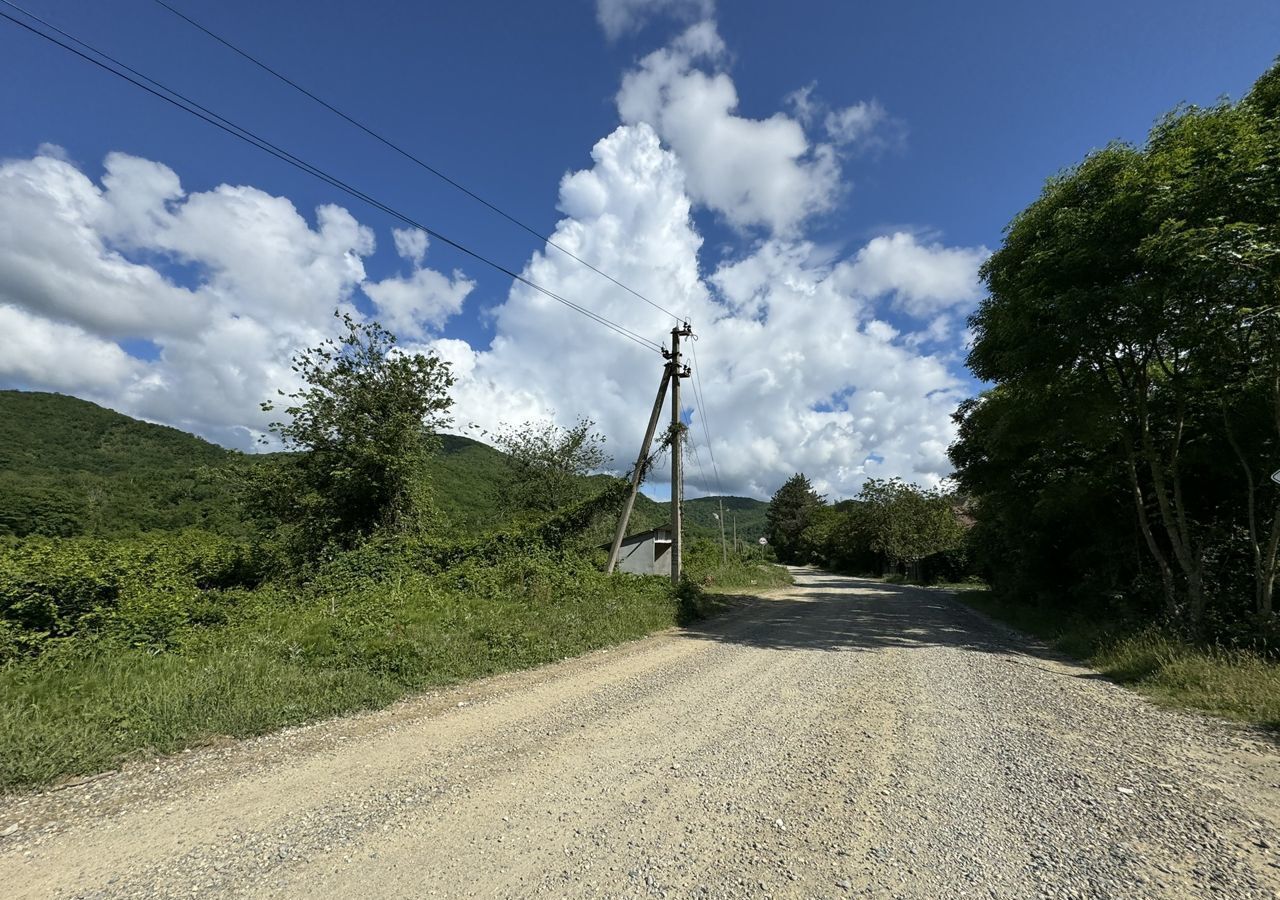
[{"xmin": 609, "ymin": 524, "xmax": 673, "ymax": 577}]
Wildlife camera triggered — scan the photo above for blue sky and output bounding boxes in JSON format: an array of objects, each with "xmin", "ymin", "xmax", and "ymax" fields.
[{"xmin": 1, "ymin": 0, "xmax": 1277, "ymax": 499}]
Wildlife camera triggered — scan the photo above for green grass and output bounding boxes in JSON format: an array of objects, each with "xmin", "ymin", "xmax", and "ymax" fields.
[
  {"xmin": 693, "ymin": 560, "xmax": 794, "ymax": 594},
  {"xmin": 0, "ymin": 561, "xmax": 680, "ymax": 790},
  {"xmin": 956, "ymin": 590, "xmax": 1280, "ymax": 731}
]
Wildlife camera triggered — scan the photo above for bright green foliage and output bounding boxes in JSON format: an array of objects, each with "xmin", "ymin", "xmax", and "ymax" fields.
[
  {"xmin": 243, "ymin": 314, "xmax": 454, "ymax": 562},
  {"xmin": 0, "ymin": 532, "xmax": 265, "ymax": 658},
  {"xmin": 490, "ymin": 417, "xmax": 610, "ymax": 519},
  {"xmin": 794, "ymin": 486, "xmax": 970, "ymax": 582},
  {"xmin": 0, "ymin": 542, "xmax": 678, "ymax": 788},
  {"xmin": 857, "ymin": 478, "xmax": 966, "ymax": 573},
  {"xmin": 425, "ymin": 434, "xmax": 518, "ymax": 532},
  {"xmin": 681, "ymin": 535, "xmax": 793, "ymax": 592},
  {"xmin": 765, "ymin": 473, "xmax": 825, "ymax": 562},
  {"xmin": 954, "ymin": 59, "xmax": 1280, "ymax": 641}
]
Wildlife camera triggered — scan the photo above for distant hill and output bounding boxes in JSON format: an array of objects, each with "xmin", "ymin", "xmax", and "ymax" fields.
[
  {"xmin": 680, "ymin": 496, "xmax": 769, "ymax": 547},
  {"xmin": 0, "ymin": 391, "xmax": 768, "ymax": 541},
  {"xmin": 0, "ymin": 391, "xmax": 244, "ymax": 538}
]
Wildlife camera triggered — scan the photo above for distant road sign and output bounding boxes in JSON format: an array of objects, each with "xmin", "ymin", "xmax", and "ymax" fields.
[
  {"xmin": 758, "ymin": 537, "xmax": 768, "ymax": 545},
  {"xmin": 1272, "ymin": 469, "xmax": 1280, "ymax": 486}
]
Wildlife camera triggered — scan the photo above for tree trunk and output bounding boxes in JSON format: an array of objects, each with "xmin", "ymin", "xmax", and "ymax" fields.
[{"xmin": 1127, "ymin": 451, "xmax": 1178, "ymax": 617}]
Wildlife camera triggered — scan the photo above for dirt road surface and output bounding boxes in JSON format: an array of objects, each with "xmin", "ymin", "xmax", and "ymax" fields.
[{"xmin": 3, "ymin": 568, "xmax": 1279, "ymax": 898}]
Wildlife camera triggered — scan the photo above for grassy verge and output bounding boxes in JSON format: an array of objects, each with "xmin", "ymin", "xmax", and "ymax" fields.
[
  {"xmin": 956, "ymin": 590, "xmax": 1280, "ymax": 731},
  {"xmin": 0, "ymin": 557, "xmax": 679, "ymax": 790},
  {"xmin": 694, "ymin": 560, "xmax": 794, "ymax": 595}
]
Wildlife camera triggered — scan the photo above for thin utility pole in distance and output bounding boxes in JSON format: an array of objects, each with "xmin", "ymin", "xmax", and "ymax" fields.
[{"xmin": 719, "ymin": 498, "xmax": 727, "ymax": 564}]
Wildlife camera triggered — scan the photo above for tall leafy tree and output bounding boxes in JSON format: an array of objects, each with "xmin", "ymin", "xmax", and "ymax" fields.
[
  {"xmin": 490, "ymin": 417, "xmax": 610, "ymax": 517},
  {"xmin": 245, "ymin": 313, "xmax": 454, "ymax": 561},
  {"xmin": 855, "ymin": 478, "xmax": 965, "ymax": 576},
  {"xmin": 766, "ymin": 473, "xmax": 825, "ymax": 563},
  {"xmin": 954, "ymin": 60, "xmax": 1280, "ymax": 637}
]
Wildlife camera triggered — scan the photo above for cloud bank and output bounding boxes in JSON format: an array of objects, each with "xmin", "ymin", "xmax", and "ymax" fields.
[{"xmin": 0, "ymin": 19, "xmax": 987, "ymax": 499}]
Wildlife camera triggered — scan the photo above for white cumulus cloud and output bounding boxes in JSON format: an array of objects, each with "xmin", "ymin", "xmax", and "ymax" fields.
[
  {"xmin": 434, "ymin": 123, "xmax": 981, "ymax": 498},
  {"xmin": 392, "ymin": 227, "xmax": 428, "ymax": 266},
  {"xmin": 364, "ymin": 266, "xmax": 474, "ymax": 340},
  {"xmin": 0, "ymin": 148, "xmax": 464, "ymax": 448},
  {"xmin": 596, "ymin": 0, "xmax": 714, "ymax": 40},
  {"xmin": 617, "ymin": 23, "xmax": 842, "ymax": 235},
  {"xmin": 847, "ymin": 232, "xmax": 989, "ymax": 318},
  {"xmin": 0, "ymin": 22, "xmax": 987, "ymax": 499}
]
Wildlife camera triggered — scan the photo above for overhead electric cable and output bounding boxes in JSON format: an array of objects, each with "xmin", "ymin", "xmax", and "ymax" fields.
[
  {"xmin": 150, "ymin": 0, "xmax": 685, "ymax": 324},
  {"xmin": 0, "ymin": 1, "xmax": 662, "ymax": 353},
  {"xmin": 687, "ymin": 416, "xmax": 709, "ymax": 493},
  {"xmin": 688, "ymin": 337, "xmax": 725, "ymax": 495}
]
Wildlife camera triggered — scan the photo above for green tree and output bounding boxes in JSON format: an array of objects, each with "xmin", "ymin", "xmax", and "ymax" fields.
[
  {"xmin": 244, "ymin": 313, "xmax": 454, "ymax": 561},
  {"xmin": 857, "ymin": 478, "xmax": 965, "ymax": 577},
  {"xmin": 955, "ymin": 59, "xmax": 1280, "ymax": 637},
  {"xmin": 490, "ymin": 417, "xmax": 610, "ymax": 518},
  {"xmin": 765, "ymin": 473, "xmax": 825, "ymax": 563}
]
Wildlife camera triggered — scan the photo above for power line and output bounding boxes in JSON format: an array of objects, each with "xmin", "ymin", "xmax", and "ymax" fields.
[
  {"xmin": 149, "ymin": 0, "xmax": 686, "ymax": 325},
  {"xmin": 686, "ymin": 413, "xmax": 709, "ymax": 493},
  {"xmin": 688, "ymin": 336, "xmax": 725, "ymax": 496},
  {"xmin": 0, "ymin": 1, "xmax": 663, "ymax": 354}
]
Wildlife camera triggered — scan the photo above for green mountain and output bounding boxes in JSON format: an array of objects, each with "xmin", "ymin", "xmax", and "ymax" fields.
[
  {"xmin": 0, "ymin": 391, "xmax": 243, "ymax": 538},
  {"xmin": 0, "ymin": 391, "xmax": 768, "ymax": 541},
  {"xmin": 680, "ymin": 496, "xmax": 769, "ymax": 547}
]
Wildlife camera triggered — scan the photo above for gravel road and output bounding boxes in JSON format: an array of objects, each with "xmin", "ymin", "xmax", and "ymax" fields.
[{"xmin": 3, "ymin": 568, "xmax": 1279, "ymax": 898}]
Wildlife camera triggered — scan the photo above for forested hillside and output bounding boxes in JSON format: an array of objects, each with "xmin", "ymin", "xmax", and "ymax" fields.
[
  {"xmin": 0, "ymin": 391, "xmax": 764, "ymax": 541},
  {"xmin": 0, "ymin": 391, "xmax": 244, "ymax": 538}
]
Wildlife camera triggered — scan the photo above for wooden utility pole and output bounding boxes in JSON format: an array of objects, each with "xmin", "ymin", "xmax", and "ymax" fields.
[
  {"xmin": 719, "ymin": 497, "xmax": 727, "ymax": 564},
  {"xmin": 668, "ymin": 322, "xmax": 692, "ymax": 584},
  {"xmin": 606, "ymin": 322, "xmax": 691, "ymax": 581},
  {"xmin": 733, "ymin": 512, "xmax": 738, "ymax": 554},
  {"xmin": 605, "ymin": 368, "xmax": 672, "ymax": 574}
]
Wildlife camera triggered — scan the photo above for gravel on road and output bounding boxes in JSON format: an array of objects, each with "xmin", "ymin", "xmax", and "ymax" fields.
[{"xmin": 2, "ymin": 567, "xmax": 1278, "ymax": 898}]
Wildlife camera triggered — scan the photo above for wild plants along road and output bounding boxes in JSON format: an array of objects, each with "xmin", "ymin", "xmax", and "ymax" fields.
[{"xmin": 2, "ymin": 568, "xmax": 1278, "ymax": 898}]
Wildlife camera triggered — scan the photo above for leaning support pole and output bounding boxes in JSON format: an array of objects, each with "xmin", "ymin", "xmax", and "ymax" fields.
[{"xmin": 606, "ymin": 368, "xmax": 672, "ymax": 573}]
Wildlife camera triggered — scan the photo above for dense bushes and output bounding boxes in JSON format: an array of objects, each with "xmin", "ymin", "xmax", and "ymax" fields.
[
  {"xmin": 763, "ymin": 475, "xmax": 972, "ymax": 584},
  {"xmin": 681, "ymin": 536, "xmax": 793, "ymax": 593},
  {"xmin": 0, "ymin": 532, "xmax": 268, "ymax": 657},
  {"xmin": 0, "ymin": 531, "xmax": 681, "ymax": 787}
]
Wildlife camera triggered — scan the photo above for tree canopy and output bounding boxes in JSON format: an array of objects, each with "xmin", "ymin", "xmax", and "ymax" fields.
[
  {"xmin": 765, "ymin": 473, "xmax": 825, "ymax": 563},
  {"xmin": 490, "ymin": 417, "xmax": 610, "ymax": 519},
  {"xmin": 244, "ymin": 313, "xmax": 454, "ymax": 561},
  {"xmin": 953, "ymin": 59, "xmax": 1280, "ymax": 640}
]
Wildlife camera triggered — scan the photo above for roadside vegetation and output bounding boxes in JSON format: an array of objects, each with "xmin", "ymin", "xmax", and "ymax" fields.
[
  {"xmin": 760, "ymin": 62, "xmax": 1280, "ymax": 726},
  {"xmin": 765, "ymin": 472, "xmax": 971, "ymax": 584},
  {"xmin": 952, "ymin": 61, "xmax": 1280, "ymax": 651},
  {"xmin": 947, "ymin": 61, "xmax": 1280, "ymax": 729},
  {"xmin": 0, "ymin": 315, "xmax": 779, "ymax": 789},
  {"xmin": 682, "ymin": 537, "xmax": 793, "ymax": 594}
]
